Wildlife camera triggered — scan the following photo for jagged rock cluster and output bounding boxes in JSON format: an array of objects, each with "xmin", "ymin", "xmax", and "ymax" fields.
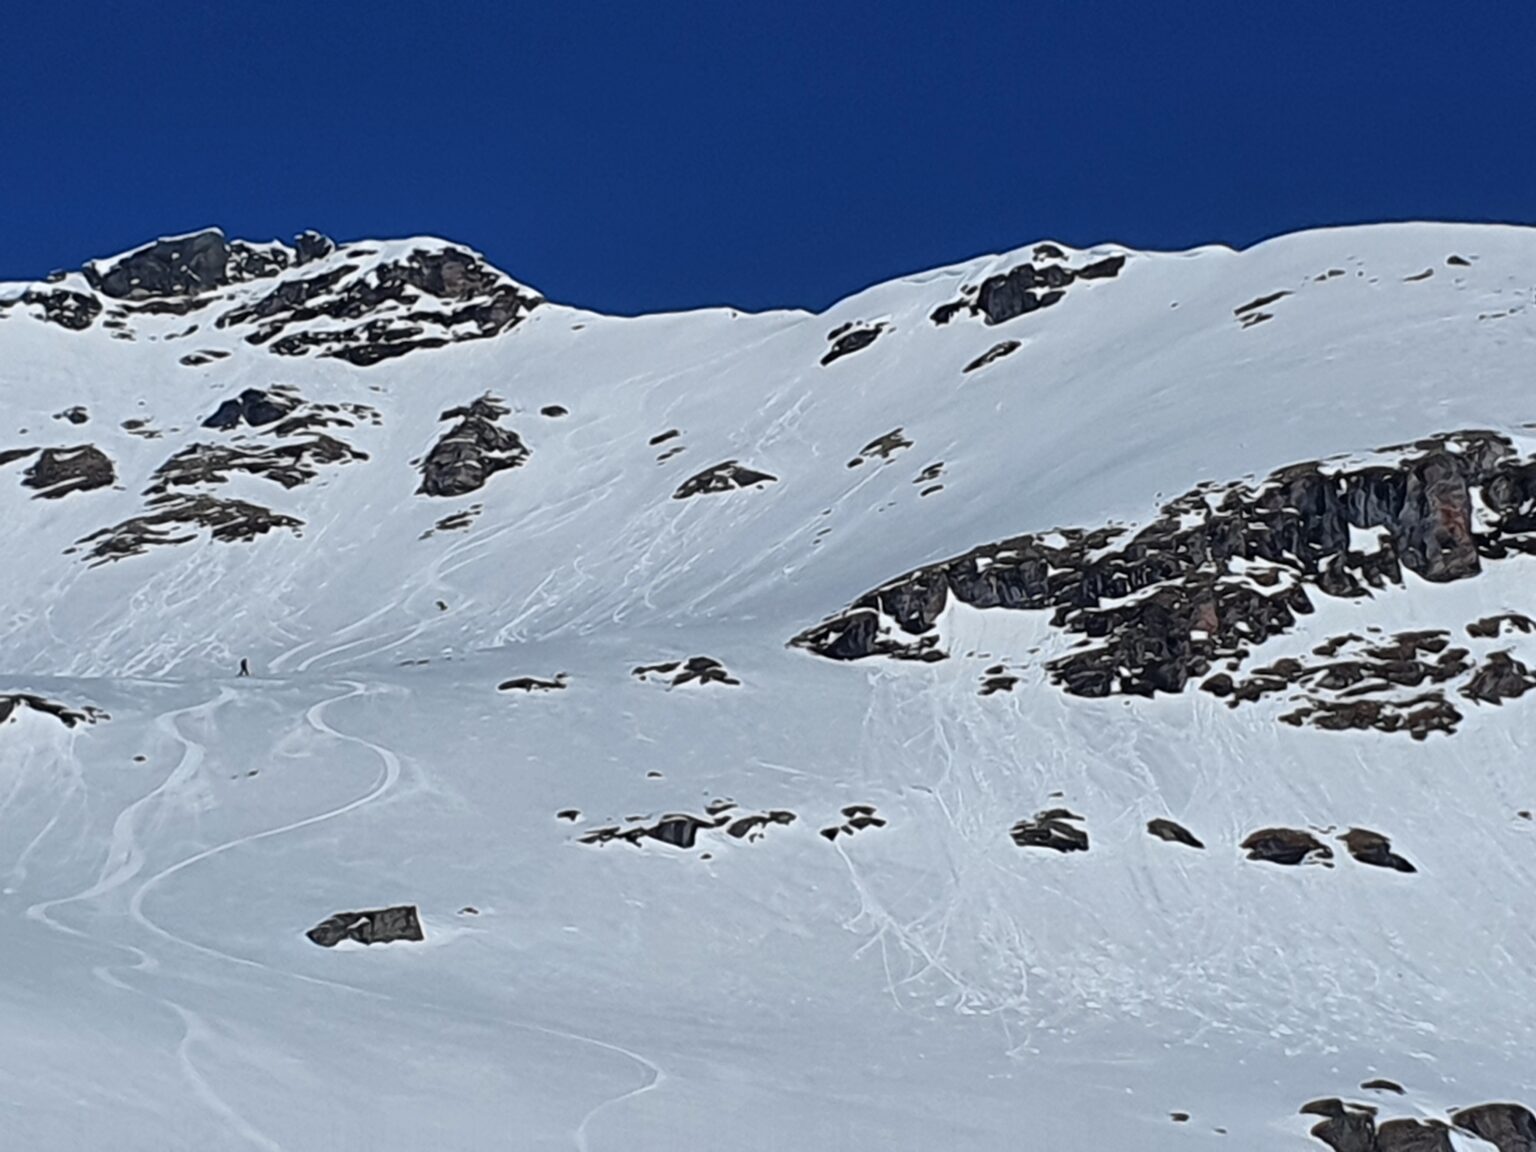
[
  {"xmin": 3, "ymin": 228, "xmax": 542, "ymax": 364},
  {"xmin": 67, "ymin": 386, "xmax": 373, "ymax": 563},
  {"xmin": 217, "ymin": 242, "xmax": 541, "ymax": 365},
  {"xmin": 305, "ymin": 905, "xmax": 424, "ymax": 948},
  {"xmin": 1204, "ymin": 627, "xmax": 1536, "ymax": 738},
  {"xmin": 795, "ymin": 430, "xmax": 1536, "ymax": 734},
  {"xmin": 930, "ymin": 245, "xmax": 1125, "ymax": 326},
  {"xmin": 579, "ymin": 802, "xmax": 798, "ymax": 851},
  {"xmin": 416, "ymin": 396, "xmax": 527, "ymax": 497},
  {"xmin": 1304, "ymin": 1096, "xmax": 1536, "ymax": 1152}
]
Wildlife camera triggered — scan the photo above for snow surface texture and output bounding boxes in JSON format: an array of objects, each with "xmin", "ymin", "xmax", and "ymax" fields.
[{"xmin": 2, "ymin": 224, "xmax": 1535, "ymax": 1149}]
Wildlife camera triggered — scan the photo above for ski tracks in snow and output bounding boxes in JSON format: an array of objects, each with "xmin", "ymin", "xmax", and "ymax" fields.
[{"xmin": 22, "ymin": 680, "xmax": 411, "ymax": 1151}]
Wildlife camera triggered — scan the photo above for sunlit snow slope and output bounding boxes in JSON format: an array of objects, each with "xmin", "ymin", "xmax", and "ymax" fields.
[{"xmin": 2, "ymin": 224, "xmax": 1535, "ymax": 1151}]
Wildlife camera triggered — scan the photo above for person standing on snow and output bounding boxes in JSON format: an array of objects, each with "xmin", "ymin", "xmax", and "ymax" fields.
[{"xmin": 238, "ymin": 658, "xmax": 251, "ymax": 677}]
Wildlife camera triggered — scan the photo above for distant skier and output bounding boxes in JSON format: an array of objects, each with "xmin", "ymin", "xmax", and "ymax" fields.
[{"xmin": 238, "ymin": 658, "xmax": 251, "ymax": 678}]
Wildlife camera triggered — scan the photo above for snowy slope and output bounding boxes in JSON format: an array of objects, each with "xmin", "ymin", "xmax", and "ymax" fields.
[{"xmin": 2, "ymin": 224, "xmax": 1535, "ymax": 1151}]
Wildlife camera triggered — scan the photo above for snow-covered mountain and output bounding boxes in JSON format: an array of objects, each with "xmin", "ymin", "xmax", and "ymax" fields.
[{"xmin": 3, "ymin": 223, "xmax": 1535, "ymax": 1150}]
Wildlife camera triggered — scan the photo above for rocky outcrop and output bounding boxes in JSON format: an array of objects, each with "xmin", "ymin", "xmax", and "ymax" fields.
[
  {"xmin": 1241, "ymin": 828, "xmax": 1333, "ymax": 866},
  {"xmin": 1011, "ymin": 808, "xmax": 1088, "ymax": 853},
  {"xmin": 85, "ymin": 229, "xmax": 235, "ymax": 299},
  {"xmin": 821, "ymin": 321, "xmax": 886, "ymax": 366},
  {"xmin": 416, "ymin": 396, "xmax": 527, "ymax": 497},
  {"xmin": 0, "ymin": 693, "xmax": 108, "ymax": 728},
  {"xmin": 1450, "ymin": 1103, "xmax": 1536, "ymax": 1152},
  {"xmin": 21, "ymin": 288, "xmax": 101, "ymax": 330},
  {"xmin": 203, "ymin": 388, "xmax": 297, "ymax": 430},
  {"xmin": 72, "ymin": 495, "xmax": 302, "ymax": 564},
  {"xmin": 794, "ymin": 430, "xmax": 1536, "ymax": 732},
  {"xmin": 1306, "ymin": 1098, "xmax": 1536, "ymax": 1152},
  {"xmin": 1339, "ymin": 829, "xmax": 1416, "ymax": 873},
  {"xmin": 21, "ymin": 445, "xmax": 115, "ymax": 499},
  {"xmin": 218, "ymin": 243, "xmax": 542, "ymax": 365},
  {"xmin": 820, "ymin": 804, "xmax": 886, "ymax": 841},
  {"xmin": 673, "ymin": 461, "xmax": 776, "ymax": 499},
  {"xmin": 631, "ymin": 656, "xmax": 740, "ymax": 687},
  {"xmin": 1147, "ymin": 818, "xmax": 1204, "ymax": 849},
  {"xmin": 931, "ymin": 251, "xmax": 1125, "ymax": 327},
  {"xmin": 847, "ymin": 429, "xmax": 911, "ymax": 468},
  {"xmin": 306, "ymin": 905, "xmax": 424, "ymax": 948},
  {"xmin": 963, "ymin": 340, "xmax": 1021, "ymax": 373},
  {"xmin": 498, "ymin": 674, "xmax": 567, "ymax": 692},
  {"xmin": 1461, "ymin": 651, "xmax": 1536, "ymax": 704}
]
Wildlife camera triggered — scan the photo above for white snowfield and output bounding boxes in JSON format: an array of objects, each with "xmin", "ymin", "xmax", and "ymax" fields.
[{"xmin": 2, "ymin": 222, "xmax": 1535, "ymax": 1150}]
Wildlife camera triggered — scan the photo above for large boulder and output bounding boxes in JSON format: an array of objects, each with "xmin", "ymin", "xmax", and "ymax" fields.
[{"xmin": 306, "ymin": 906, "xmax": 424, "ymax": 948}]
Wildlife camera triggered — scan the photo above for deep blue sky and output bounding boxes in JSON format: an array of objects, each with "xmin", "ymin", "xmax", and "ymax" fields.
[{"xmin": 3, "ymin": 2, "xmax": 1532, "ymax": 313}]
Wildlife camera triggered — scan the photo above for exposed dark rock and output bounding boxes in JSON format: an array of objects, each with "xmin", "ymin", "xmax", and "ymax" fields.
[
  {"xmin": 649, "ymin": 429, "xmax": 681, "ymax": 446},
  {"xmin": 821, "ymin": 322, "xmax": 886, "ymax": 366},
  {"xmin": 420, "ymin": 505, "xmax": 481, "ymax": 538},
  {"xmin": 822, "ymin": 804, "xmax": 887, "ymax": 841},
  {"xmin": 417, "ymin": 396, "xmax": 528, "ymax": 497},
  {"xmin": 1376, "ymin": 1119, "xmax": 1454, "ymax": 1152},
  {"xmin": 847, "ymin": 429, "xmax": 912, "ymax": 467},
  {"xmin": 71, "ymin": 494, "xmax": 302, "ymax": 564},
  {"xmin": 0, "ymin": 447, "xmax": 39, "ymax": 468},
  {"xmin": 979, "ymin": 672, "xmax": 1019, "ymax": 696},
  {"xmin": 1235, "ymin": 290, "xmax": 1292, "ymax": 317},
  {"xmin": 86, "ymin": 229, "xmax": 232, "ymax": 299},
  {"xmin": 147, "ymin": 435, "xmax": 364, "ymax": 495},
  {"xmin": 931, "ymin": 251, "xmax": 1124, "ymax": 327},
  {"xmin": 1011, "ymin": 808, "xmax": 1088, "ymax": 853},
  {"xmin": 217, "ymin": 243, "xmax": 541, "ymax": 365},
  {"xmin": 1462, "ymin": 651, "xmax": 1536, "ymax": 704},
  {"xmin": 1339, "ymin": 828, "xmax": 1416, "ymax": 873},
  {"xmin": 726, "ymin": 811, "xmax": 796, "ymax": 841},
  {"xmin": 631, "ymin": 656, "xmax": 739, "ymax": 687},
  {"xmin": 293, "ymin": 230, "xmax": 335, "ymax": 265},
  {"xmin": 22, "ymin": 445, "xmax": 115, "ymax": 499},
  {"xmin": 0, "ymin": 693, "xmax": 108, "ymax": 728},
  {"xmin": 1468, "ymin": 613, "xmax": 1536, "ymax": 638},
  {"xmin": 306, "ymin": 905, "xmax": 423, "ymax": 948},
  {"xmin": 580, "ymin": 811, "xmax": 730, "ymax": 850},
  {"xmin": 540, "ymin": 405, "xmax": 568, "ymax": 418},
  {"xmin": 673, "ymin": 461, "xmax": 776, "ymax": 499},
  {"xmin": 498, "ymin": 674, "xmax": 567, "ymax": 692},
  {"xmin": 202, "ymin": 388, "xmax": 296, "ymax": 430},
  {"xmin": 1242, "ymin": 828, "xmax": 1332, "ymax": 866},
  {"xmin": 1308, "ymin": 1110, "xmax": 1378, "ymax": 1152},
  {"xmin": 1451, "ymin": 1103, "xmax": 1536, "ymax": 1152},
  {"xmin": 1147, "ymin": 818, "xmax": 1204, "ymax": 849},
  {"xmin": 1360, "ymin": 1080, "xmax": 1405, "ymax": 1095},
  {"xmin": 963, "ymin": 340, "xmax": 1022, "ymax": 373},
  {"xmin": 22, "ymin": 288, "xmax": 102, "ymax": 330},
  {"xmin": 54, "ymin": 406, "xmax": 89, "ymax": 425},
  {"xmin": 793, "ymin": 430, "xmax": 1536, "ymax": 733}
]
